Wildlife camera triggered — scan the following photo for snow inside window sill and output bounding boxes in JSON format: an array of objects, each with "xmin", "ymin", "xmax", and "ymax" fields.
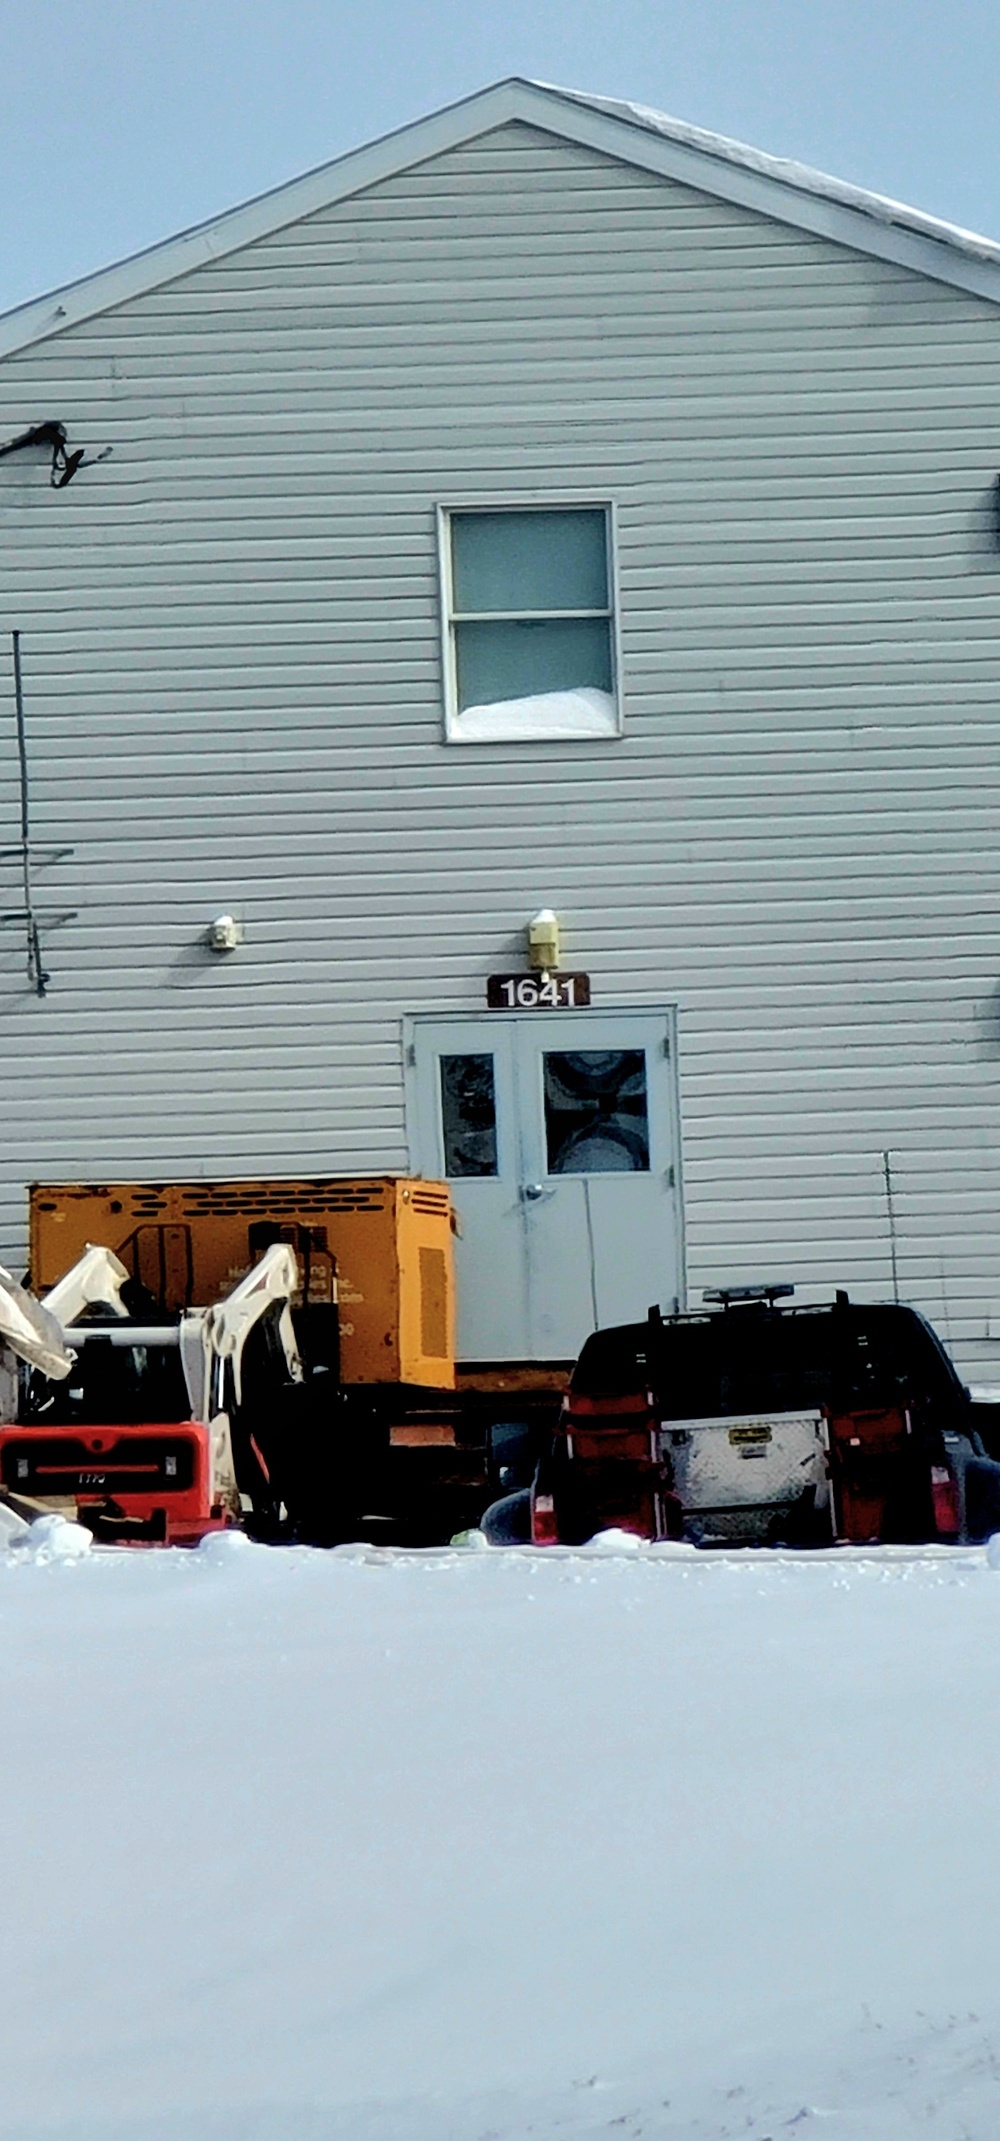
[{"xmin": 447, "ymin": 687, "xmax": 620, "ymax": 743}]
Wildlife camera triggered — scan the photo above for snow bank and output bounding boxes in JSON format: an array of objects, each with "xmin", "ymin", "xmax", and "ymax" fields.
[
  {"xmin": 0, "ymin": 1500, "xmax": 29, "ymax": 1550},
  {"xmin": 195, "ymin": 1525, "xmax": 254, "ymax": 1560},
  {"xmin": 584, "ymin": 1524, "xmax": 644, "ymax": 1552},
  {"xmin": 1, "ymin": 1541, "xmax": 1000, "ymax": 2141},
  {"xmin": 4, "ymin": 1511, "xmax": 94, "ymax": 1561}
]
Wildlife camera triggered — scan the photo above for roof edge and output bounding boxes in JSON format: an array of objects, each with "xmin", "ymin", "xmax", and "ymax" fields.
[
  {"xmin": 549, "ymin": 85, "xmax": 1000, "ymax": 269},
  {"xmin": 3, "ymin": 76, "xmax": 1000, "ymax": 362},
  {"xmin": 0, "ymin": 78, "xmax": 532, "ymax": 360}
]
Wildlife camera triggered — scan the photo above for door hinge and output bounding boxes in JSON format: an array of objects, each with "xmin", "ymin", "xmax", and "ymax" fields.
[
  {"xmin": 405, "ymin": 1042, "xmax": 416, "ymax": 1068},
  {"xmin": 662, "ymin": 1035, "xmax": 671, "ymax": 1059},
  {"xmin": 665, "ymin": 1164, "xmax": 675, "ymax": 1188}
]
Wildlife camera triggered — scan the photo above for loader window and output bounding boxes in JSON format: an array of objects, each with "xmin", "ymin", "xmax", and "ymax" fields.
[{"xmin": 36, "ymin": 1337, "xmax": 189, "ymax": 1425}]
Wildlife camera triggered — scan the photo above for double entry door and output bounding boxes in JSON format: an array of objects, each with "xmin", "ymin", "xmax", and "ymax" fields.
[{"xmin": 405, "ymin": 1009, "xmax": 683, "ymax": 1363}]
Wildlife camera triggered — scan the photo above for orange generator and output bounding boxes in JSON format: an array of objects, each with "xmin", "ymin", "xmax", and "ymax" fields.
[{"xmin": 29, "ymin": 1177, "xmax": 455, "ymax": 1390}]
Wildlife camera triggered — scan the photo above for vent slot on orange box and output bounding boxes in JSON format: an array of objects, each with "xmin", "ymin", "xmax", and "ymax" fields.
[
  {"xmin": 419, "ymin": 1245, "xmax": 449, "ymax": 1360},
  {"xmin": 180, "ymin": 1185, "xmax": 386, "ymax": 1218},
  {"xmin": 411, "ymin": 1189, "xmax": 450, "ymax": 1216}
]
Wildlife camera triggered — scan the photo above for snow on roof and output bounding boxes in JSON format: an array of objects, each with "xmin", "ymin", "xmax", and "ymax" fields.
[
  {"xmin": 550, "ymin": 84, "xmax": 1000, "ymax": 269},
  {"xmin": 2, "ymin": 75, "xmax": 1000, "ymax": 362}
]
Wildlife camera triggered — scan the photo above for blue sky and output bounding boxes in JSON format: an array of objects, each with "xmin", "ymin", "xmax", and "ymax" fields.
[{"xmin": 3, "ymin": 0, "xmax": 1000, "ymax": 315}]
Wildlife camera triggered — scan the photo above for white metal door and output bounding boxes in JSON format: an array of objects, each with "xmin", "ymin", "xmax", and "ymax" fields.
[
  {"xmin": 406, "ymin": 1019, "xmax": 527, "ymax": 1360},
  {"xmin": 513, "ymin": 1012, "xmax": 681, "ymax": 1358},
  {"xmin": 405, "ymin": 1009, "xmax": 682, "ymax": 1362}
]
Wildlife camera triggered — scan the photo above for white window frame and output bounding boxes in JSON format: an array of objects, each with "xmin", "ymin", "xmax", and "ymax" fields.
[{"xmin": 437, "ymin": 498, "xmax": 623, "ymax": 744}]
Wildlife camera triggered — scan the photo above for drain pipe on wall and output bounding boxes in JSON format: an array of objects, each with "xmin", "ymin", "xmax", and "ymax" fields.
[
  {"xmin": 10, "ymin": 630, "xmax": 47, "ymax": 997},
  {"xmin": 882, "ymin": 1148, "xmax": 901, "ymax": 1305},
  {"xmin": 3, "ymin": 632, "xmax": 76, "ymax": 998}
]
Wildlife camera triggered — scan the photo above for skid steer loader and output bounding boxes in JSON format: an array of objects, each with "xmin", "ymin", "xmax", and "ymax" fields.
[{"xmin": 0, "ymin": 1243, "xmax": 314, "ymax": 1544}]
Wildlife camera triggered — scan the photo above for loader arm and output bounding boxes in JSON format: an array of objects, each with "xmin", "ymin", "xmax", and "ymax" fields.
[
  {"xmin": 0, "ymin": 1262, "xmax": 75, "ymax": 1382},
  {"xmin": 43, "ymin": 1244, "xmax": 131, "ymax": 1327},
  {"xmin": 199, "ymin": 1245, "xmax": 305, "ymax": 1526},
  {"xmin": 203, "ymin": 1245, "xmax": 304, "ymax": 1409}
]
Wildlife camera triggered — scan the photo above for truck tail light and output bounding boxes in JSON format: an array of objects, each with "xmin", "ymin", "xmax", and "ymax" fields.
[
  {"xmin": 531, "ymin": 1492, "xmax": 558, "ymax": 1546},
  {"xmin": 931, "ymin": 1465, "xmax": 960, "ymax": 1540}
]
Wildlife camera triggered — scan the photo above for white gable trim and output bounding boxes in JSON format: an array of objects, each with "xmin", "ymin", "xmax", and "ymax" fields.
[
  {"xmin": 3, "ymin": 76, "xmax": 1000, "ymax": 363},
  {"xmin": 0, "ymin": 81, "xmax": 530, "ymax": 361},
  {"xmin": 550, "ymin": 89, "xmax": 1000, "ymax": 304},
  {"xmin": 552, "ymin": 86, "xmax": 1000, "ymax": 268}
]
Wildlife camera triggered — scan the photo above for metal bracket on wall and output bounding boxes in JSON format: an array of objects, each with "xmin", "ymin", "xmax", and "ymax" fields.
[{"xmin": 1, "ymin": 632, "xmax": 76, "ymax": 996}]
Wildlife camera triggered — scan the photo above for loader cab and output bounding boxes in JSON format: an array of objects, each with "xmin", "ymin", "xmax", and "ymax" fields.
[{"xmin": 25, "ymin": 1328, "xmax": 190, "ymax": 1427}]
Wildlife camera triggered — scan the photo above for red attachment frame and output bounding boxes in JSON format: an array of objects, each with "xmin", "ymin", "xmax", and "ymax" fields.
[
  {"xmin": 825, "ymin": 1405, "xmax": 906, "ymax": 1542},
  {"xmin": 825, "ymin": 1405, "xmax": 960, "ymax": 1545},
  {"xmin": 551, "ymin": 1389, "xmax": 683, "ymax": 1543},
  {"xmin": 930, "ymin": 1465, "xmax": 961, "ymax": 1541},
  {"xmin": 562, "ymin": 1389, "xmax": 651, "ymax": 1417},
  {"xmin": 0, "ymin": 1419, "xmax": 233, "ymax": 1546}
]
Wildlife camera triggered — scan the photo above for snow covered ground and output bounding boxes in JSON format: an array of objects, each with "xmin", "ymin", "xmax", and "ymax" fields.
[{"xmin": 3, "ymin": 1530, "xmax": 1000, "ymax": 2140}]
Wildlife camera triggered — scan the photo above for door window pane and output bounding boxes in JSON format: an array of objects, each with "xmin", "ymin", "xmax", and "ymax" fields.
[
  {"xmin": 543, "ymin": 1050, "xmax": 649, "ymax": 1174},
  {"xmin": 440, "ymin": 1054, "xmax": 498, "ymax": 1177}
]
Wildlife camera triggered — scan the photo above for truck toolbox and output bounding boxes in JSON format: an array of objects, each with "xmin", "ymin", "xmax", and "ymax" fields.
[{"xmin": 661, "ymin": 1408, "xmax": 829, "ymax": 1543}]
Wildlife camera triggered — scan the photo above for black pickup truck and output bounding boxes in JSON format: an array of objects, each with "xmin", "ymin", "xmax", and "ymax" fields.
[{"xmin": 484, "ymin": 1289, "xmax": 1000, "ymax": 1548}]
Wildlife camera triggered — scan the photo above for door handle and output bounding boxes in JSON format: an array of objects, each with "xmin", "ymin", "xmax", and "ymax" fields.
[{"xmin": 523, "ymin": 1182, "xmax": 548, "ymax": 1201}]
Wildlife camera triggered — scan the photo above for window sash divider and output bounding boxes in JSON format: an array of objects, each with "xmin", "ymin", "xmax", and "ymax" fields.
[{"xmin": 451, "ymin": 606, "xmax": 613, "ymax": 624}]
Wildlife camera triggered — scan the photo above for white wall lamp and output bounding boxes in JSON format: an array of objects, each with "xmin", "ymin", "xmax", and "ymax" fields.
[
  {"xmin": 206, "ymin": 913, "xmax": 244, "ymax": 953},
  {"xmin": 527, "ymin": 908, "xmax": 561, "ymax": 974}
]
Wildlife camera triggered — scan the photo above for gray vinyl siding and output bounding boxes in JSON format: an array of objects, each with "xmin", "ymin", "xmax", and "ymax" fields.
[{"xmin": 2, "ymin": 121, "xmax": 1000, "ymax": 1367}]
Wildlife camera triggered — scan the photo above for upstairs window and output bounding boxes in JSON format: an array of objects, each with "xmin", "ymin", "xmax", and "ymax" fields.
[{"xmin": 440, "ymin": 505, "xmax": 620, "ymax": 742}]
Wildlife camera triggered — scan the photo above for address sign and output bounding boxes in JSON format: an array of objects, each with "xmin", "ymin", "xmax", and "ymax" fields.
[{"xmin": 486, "ymin": 972, "xmax": 591, "ymax": 1010}]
